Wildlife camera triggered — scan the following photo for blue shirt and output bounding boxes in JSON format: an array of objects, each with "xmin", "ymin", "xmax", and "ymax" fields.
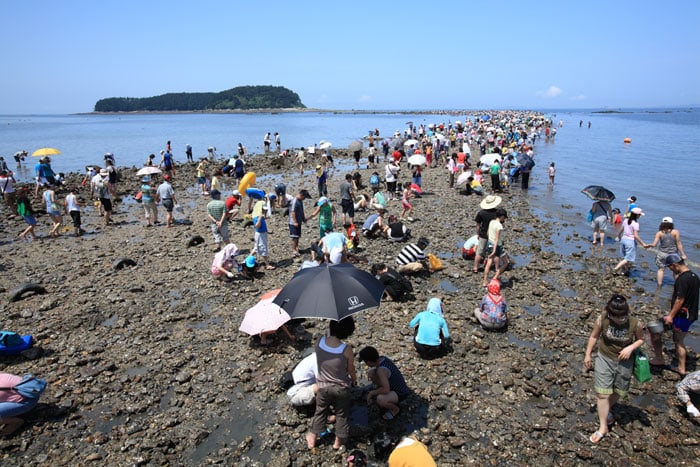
[
  {"xmin": 409, "ymin": 298, "xmax": 449, "ymax": 346},
  {"xmin": 253, "ymin": 215, "xmax": 267, "ymax": 233}
]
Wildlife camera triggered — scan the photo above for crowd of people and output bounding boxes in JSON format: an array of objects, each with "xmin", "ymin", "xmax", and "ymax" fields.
[{"xmin": 2, "ymin": 114, "xmax": 698, "ymax": 461}]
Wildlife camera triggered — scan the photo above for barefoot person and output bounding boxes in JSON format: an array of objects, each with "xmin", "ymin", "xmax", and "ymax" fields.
[
  {"xmin": 306, "ymin": 317, "xmax": 357, "ymax": 451},
  {"xmin": 358, "ymin": 346, "xmax": 410, "ymax": 421},
  {"xmin": 584, "ymin": 294, "xmax": 644, "ymax": 444},
  {"xmin": 650, "ymin": 254, "xmax": 700, "ymax": 375}
]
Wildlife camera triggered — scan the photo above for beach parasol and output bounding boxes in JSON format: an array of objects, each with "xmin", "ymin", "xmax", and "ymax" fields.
[
  {"xmin": 239, "ymin": 300, "xmax": 291, "ymax": 337},
  {"xmin": 319, "ymin": 141, "xmax": 332, "ymax": 150},
  {"xmin": 434, "ymin": 133, "xmax": 446, "ymax": 141},
  {"xmin": 32, "ymin": 147, "xmax": 61, "ymax": 157},
  {"xmin": 456, "ymin": 170, "xmax": 473, "ymax": 186},
  {"xmin": 348, "ymin": 140, "xmax": 363, "ymax": 152},
  {"xmin": 480, "ymin": 153, "xmax": 501, "ymax": 166},
  {"xmin": 407, "ymin": 154, "xmax": 426, "ymax": 166},
  {"xmin": 581, "ymin": 185, "xmax": 616, "ymax": 202},
  {"xmin": 273, "ymin": 263, "xmax": 384, "ymax": 321},
  {"xmin": 403, "ymin": 139, "xmax": 419, "ymax": 147},
  {"xmin": 136, "ymin": 166, "xmax": 162, "ymax": 176}
]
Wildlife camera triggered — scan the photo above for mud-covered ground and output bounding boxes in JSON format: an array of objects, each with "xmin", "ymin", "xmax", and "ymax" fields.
[{"xmin": 1, "ymin": 149, "xmax": 698, "ymax": 466}]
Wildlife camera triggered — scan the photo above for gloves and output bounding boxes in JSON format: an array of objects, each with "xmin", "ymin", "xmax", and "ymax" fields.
[{"xmin": 688, "ymin": 405, "xmax": 700, "ymax": 418}]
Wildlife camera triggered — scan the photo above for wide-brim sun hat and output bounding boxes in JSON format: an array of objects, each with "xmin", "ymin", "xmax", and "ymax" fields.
[
  {"xmin": 480, "ymin": 195, "xmax": 502, "ymax": 210},
  {"xmin": 631, "ymin": 207, "xmax": 644, "ymax": 216}
]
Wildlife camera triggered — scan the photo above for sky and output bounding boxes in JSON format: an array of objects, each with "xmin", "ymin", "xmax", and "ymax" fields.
[{"xmin": 2, "ymin": 0, "xmax": 699, "ymax": 114}]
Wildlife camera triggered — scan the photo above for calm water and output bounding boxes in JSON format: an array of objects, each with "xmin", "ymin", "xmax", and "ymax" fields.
[{"xmin": 1, "ymin": 108, "xmax": 698, "ymax": 266}]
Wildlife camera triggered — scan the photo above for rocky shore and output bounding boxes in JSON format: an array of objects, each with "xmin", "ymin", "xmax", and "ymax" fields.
[{"xmin": 1, "ymin": 150, "xmax": 698, "ymax": 465}]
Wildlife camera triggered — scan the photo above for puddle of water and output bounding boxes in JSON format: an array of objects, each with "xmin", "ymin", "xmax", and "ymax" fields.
[
  {"xmin": 559, "ymin": 289, "xmax": 576, "ymax": 298},
  {"xmin": 523, "ymin": 305, "xmax": 541, "ymax": 316},
  {"xmin": 101, "ymin": 315, "xmax": 119, "ymax": 327},
  {"xmin": 507, "ymin": 334, "xmax": 542, "ymax": 351},
  {"xmin": 125, "ymin": 366, "xmax": 149, "ymax": 377},
  {"xmin": 194, "ymin": 316, "xmax": 223, "ymax": 330},
  {"xmin": 633, "ymin": 393, "xmax": 667, "ymax": 411},
  {"xmin": 438, "ymin": 280, "xmax": 459, "ymax": 294}
]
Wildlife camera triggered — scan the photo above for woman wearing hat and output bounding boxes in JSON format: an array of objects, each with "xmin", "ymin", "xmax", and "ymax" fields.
[
  {"xmin": 141, "ymin": 176, "xmax": 158, "ymax": 227},
  {"xmin": 645, "ymin": 217, "xmax": 687, "ymax": 287},
  {"xmin": 42, "ymin": 186, "xmax": 63, "ymax": 237},
  {"xmin": 613, "ymin": 207, "xmax": 647, "ymax": 275}
]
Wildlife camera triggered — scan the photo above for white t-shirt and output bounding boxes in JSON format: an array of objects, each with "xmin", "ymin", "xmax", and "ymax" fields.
[
  {"xmin": 385, "ymin": 163, "xmax": 399, "ymax": 182},
  {"xmin": 65, "ymin": 193, "xmax": 80, "ymax": 212}
]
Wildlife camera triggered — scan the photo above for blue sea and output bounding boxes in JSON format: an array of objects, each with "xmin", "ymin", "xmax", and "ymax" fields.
[{"xmin": 1, "ymin": 108, "xmax": 698, "ymax": 271}]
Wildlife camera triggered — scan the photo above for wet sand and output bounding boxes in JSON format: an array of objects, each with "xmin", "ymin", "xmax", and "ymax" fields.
[{"xmin": 0, "ymin": 148, "xmax": 698, "ymax": 465}]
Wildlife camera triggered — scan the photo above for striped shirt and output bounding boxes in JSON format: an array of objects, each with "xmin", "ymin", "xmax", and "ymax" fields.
[
  {"xmin": 396, "ymin": 243, "xmax": 425, "ymax": 265},
  {"xmin": 378, "ymin": 357, "xmax": 410, "ymax": 398}
]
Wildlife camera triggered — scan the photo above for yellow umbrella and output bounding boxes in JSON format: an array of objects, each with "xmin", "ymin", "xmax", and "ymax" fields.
[{"xmin": 32, "ymin": 147, "xmax": 61, "ymax": 157}]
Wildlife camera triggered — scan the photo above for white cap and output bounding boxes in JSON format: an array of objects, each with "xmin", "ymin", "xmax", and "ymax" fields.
[{"xmin": 662, "ymin": 216, "xmax": 673, "ymax": 223}]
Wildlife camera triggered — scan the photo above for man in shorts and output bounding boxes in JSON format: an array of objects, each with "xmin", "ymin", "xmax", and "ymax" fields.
[
  {"xmin": 473, "ymin": 195, "xmax": 502, "ymax": 273},
  {"xmin": 288, "ymin": 189, "xmax": 311, "ymax": 257},
  {"xmin": 650, "ymin": 254, "xmax": 700, "ymax": 375},
  {"xmin": 206, "ymin": 189, "xmax": 229, "ymax": 251},
  {"xmin": 156, "ymin": 174, "xmax": 178, "ymax": 227},
  {"xmin": 339, "ymin": 174, "xmax": 355, "ymax": 226}
]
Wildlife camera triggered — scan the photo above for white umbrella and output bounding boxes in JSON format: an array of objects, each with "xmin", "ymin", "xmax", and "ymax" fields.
[
  {"xmin": 480, "ymin": 153, "xmax": 501, "ymax": 166},
  {"xmin": 434, "ymin": 133, "xmax": 447, "ymax": 141},
  {"xmin": 403, "ymin": 139, "xmax": 419, "ymax": 147},
  {"xmin": 319, "ymin": 141, "xmax": 332, "ymax": 150},
  {"xmin": 407, "ymin": 154, "xmax": 426, "ymax": 166},
  {"xmin": 456, "ymin": 170, "xmax": 473, "ymax": 186},
  {"xmin": 136, "ymin": 166, "xmax": 162, "ymax": 176}
]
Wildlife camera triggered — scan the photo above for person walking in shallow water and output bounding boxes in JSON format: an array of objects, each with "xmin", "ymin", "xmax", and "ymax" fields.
[
  {"xmin": 613, "ymin": 207, "xmax": 647, "ymax": 274},
  {"xmin": 645, "ymin": 216, "xmax": 687, "ymax": 287}
]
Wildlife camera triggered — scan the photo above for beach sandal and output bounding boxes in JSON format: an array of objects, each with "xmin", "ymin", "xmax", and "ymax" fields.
[
  {"xmin": 668, "ymin": 366, "xmax": 687, "ymax": 377},
  {"xmin": 589, "ymin": 430, "xmax": 606, "ymax": 444}
]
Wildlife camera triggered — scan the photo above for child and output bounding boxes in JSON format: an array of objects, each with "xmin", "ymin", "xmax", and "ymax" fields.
[
  {"xmin": 548, "ymin": 162, "xmax": 556, "ymax": 186},
  {"xmin": 400, "ymin": 182, "xmax": 413, "ymax": 222},
  {"xmin": 411, "ymin": 165, "xmax": 422, "ymax": 188},
  {"xmin": 474, "ymin": 279, "xmax": 508, "ymax": 330},
  {"xmin": 611, "ymin": 207, "xmax": 623, "ymax": 239}
]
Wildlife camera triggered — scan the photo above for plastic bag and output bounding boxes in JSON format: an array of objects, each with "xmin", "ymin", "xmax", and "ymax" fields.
[
  {"xmin": 586, "ymin": 210, "xmax": 594, "ymax": 223},
  {"xmin": 634, "ymin": 351, "xmax": 651, "ymax": 383},
  {"xmin": 427, "ymin": 253, "xmax": 444, "ymax": 272}
]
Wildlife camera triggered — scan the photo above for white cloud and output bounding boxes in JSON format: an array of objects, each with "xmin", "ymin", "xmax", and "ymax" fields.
[
  {"xmin": 537, "ymin": 85, "xmax": 563, "ymax": 98},
  {"xmin": 570, "ymin": 94, "xmax": 587, "ymax": 101},
  {"xmin": 358, "ymin": 95, "xmax": 372, "ymax": 103}
]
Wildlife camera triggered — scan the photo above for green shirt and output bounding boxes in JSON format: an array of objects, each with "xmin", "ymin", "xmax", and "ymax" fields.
[{"xmin": 206, "ymin": 200, "xmax": 226, "ymax": 223}]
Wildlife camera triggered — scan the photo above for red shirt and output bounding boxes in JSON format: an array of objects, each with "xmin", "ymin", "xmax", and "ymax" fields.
[
  {"xmin": 392, "ymin": 150, "xmax": 402, "ymax": 162},
  {"xmin": 225, "ymin": 196, "xmax": 241, "ymax": 212}
]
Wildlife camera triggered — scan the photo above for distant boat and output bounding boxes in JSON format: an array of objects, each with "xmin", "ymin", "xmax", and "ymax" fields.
[{"xmin": 624, "ymin": 138, "xmax": 632, "ymax": 143}]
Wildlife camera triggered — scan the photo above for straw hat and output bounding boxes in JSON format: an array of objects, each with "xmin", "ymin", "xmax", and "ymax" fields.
[{"xmin": 480, "ymin": 195, "xmax": 502, "ymax": 210}]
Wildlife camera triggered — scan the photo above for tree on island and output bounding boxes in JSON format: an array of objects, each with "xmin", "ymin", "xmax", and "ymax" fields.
[{"xmin": 94, "ymin": 85, "xmax": 305, "ymax": 112}]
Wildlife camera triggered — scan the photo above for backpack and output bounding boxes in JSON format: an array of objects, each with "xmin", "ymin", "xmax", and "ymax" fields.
[
  {"xmin": 369, "ymin": 173, "xmax": 380, "ymax": 187},
  {"xmin": 235, "ymin": 159, "xmax": 244, "ymax": 174},
  {"xmin": 0, "ymin": 374, "xmax": 47, "ymax": 400}
]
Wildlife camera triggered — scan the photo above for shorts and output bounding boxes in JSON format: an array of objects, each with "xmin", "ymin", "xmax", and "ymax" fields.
[
  {"xmin": 592, "ymin": 215, "xmax": 608, "ymax": 231},
  {"xmin": 341, "ymin": 198, "xmax": 354, "ymax": 218},
  {"xmin": 594, "ymin": 352, "xmax": 633, "ymax": 396},
  {"xmin": 655, "ymin": 252, "xmax": 674, "ymax": 269},
  {"xmin": 476, "ymin": 236, "xmax": 489, "ymax": 257},
  {"xmin": 619, "ymin": 237, "xmax": 636, "ymax": 262},
  {"xmin": 197, "ymin": 176, "xmax": 206, "ymax": 185},
  {"xmin": 100, "ymin": 198, "xmax": 112, "ymax": 212},
  {"xmin": 161, "ymin": 199, "xmax": 174, "ymax": 212},
  {"xmin": 22, "ymin": 215, "xmax": 37, "ymax": 226},
  {"xmin": 487, "ymin": 242, "xmax": 503, "ymax": 258},
  {"xmin": 288, "ymin": 223, "xmax": 301, "ymax": 238},
  {"xmin": 210, "ymin": 222, "xmax": 229, "ymax": 244},
  {"xmin": 401, "ymin": 200, "xmax": 412, "ymax": 210},
  {"xmin": 254, "ymin": 231, "xmax": 268, "ymax": 257},
  {"xmin": 673, "ymin": 316, "xmax": 693, "ymax": 333},
  {"xmin": 386, "ymin": 181, "xmax": 397, "ymax": 194}
]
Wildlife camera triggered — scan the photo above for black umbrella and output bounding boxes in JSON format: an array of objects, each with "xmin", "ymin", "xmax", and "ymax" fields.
[
  {"xmin": 581, "ymin": 185, "xmax": 616, "ymax": 202},
  {"xmin": 518, "ymin": 153, "xmax": 535, "ymax": 170},
  {"xmin": 273, "ymin": 263, "xmax": 385, "ymax": 321}
]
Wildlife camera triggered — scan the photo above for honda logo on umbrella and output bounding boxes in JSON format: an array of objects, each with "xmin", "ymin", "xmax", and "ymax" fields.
[{"xmin": 347, "ymin": 296, "xmax": 363, "ymax": 310}]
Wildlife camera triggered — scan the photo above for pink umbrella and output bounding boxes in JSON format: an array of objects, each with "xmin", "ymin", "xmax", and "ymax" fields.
[{"xmin": 239, "ymin": 300, "xmax": 291, "ymax": 336}]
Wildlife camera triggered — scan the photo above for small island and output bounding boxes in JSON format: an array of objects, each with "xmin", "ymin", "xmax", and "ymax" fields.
[{"xmin": 94, "ymin": 85, "xmax": 305, "ymax": 112}]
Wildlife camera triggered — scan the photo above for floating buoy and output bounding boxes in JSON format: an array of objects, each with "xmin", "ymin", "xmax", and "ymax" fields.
[{"xmin": 623, "ymin": 138, "xmax": 632, "ymax": 143}]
